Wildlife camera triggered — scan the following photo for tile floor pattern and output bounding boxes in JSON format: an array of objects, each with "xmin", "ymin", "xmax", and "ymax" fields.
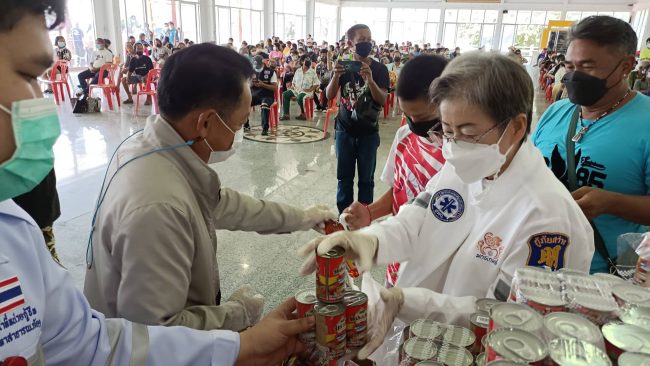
[
  {"xmin": 50, "ymin": 71, "xmax": 549, "ymax": 316},
  {"xmin": 244, "ymin": 125, "xmax": 328, "ymax": 144}
]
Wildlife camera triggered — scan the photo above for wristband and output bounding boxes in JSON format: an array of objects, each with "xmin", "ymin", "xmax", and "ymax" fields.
[{"xmin": 362, "ymin": 203, "xmax": 373, "ymax": 224}]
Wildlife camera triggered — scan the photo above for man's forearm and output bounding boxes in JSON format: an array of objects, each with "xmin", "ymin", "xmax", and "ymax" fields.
[
  {"xmin": 326, "ymin": 76, "xmax": 339, "ymax": 100},
  {"xmin": 606, "ymin": 192, "xmax": 650, "ymax": 225},
  {"xmin": 367, "ymin": 79, "xmax": 387, "ymax": 105},
  {"xmin": 368, "ymin": 189, "xmax": 394, "ymax": 221}
]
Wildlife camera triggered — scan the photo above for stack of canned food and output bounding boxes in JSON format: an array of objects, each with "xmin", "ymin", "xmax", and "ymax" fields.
[
  {"xmin": 292, "ymin": 224, "xmax": 368, "ymax": 366},
  {"xmin": 399, "ymin": 319, "xmax": 475, "ymax": 366},
  {"xmin": 471, "ymin": 266, "xmax": 650, "ymax": 366}
]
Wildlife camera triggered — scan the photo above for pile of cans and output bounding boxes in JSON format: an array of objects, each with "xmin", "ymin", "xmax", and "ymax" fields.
[
  {"xmin": 399, "ymin": 319, "xmax": 475, "ymax": 365},
  {"xmin": 471, "ymin": 266, "xmax": 650, "ymax": 366},
  {"xmin": 293, "ymin": 234, "xmax": 368, "ymax": 366}
]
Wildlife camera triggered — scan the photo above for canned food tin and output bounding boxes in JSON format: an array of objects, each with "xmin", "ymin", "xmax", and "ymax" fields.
[
  {"xmin": 611, "ymin": 283, "xmax": 650, "ymax": 307},
  {"xmin": 485, "ymin": 361, "xmax": 528, "ymax": 365},
  {"xmin": 602, "ymin": 322, "xmax": 650, "ymax": 360},
  {"xmin": 634, "ymin": 253, "xmax": 650, "ymax": 288},
  {"xmin": 414, "ymin": 362, "xmax": 444, "ymax": 366},
  {"xmin": 476, "ymin": 352, "xmax": 486, "ymax": 366},
  {"xmin": 543, "ymin": 312, "xmax": 603, "ymax": 346},
  {"xmin": 296, "ymin": 289, "xmax": 318, "ymax": 318},
  {"xmin": 619, "ymin": 304, "xmax": 650, "ymax": 328},
  {"xmin": 437, "ymin": 325, "xmax": 475, "ymax": 349},
  {"xmin": 593, "ymin": 273, "xmax": 625, "ymax": 288},
  {"xmin": 547, "ymin": 337, "xmax": 611, "ymax": 366},
  {"xmin": 488, "ymin": 303, "xmax": 543, "ymax": 334},
  {"xmin": 316, "ymin": 246, "xmax": 346, "ymax": 304},
  {"xmin": 409, "ymin": 319, "xmax": 443, "ymax": 340},
  {"xmin": 618, "ymin": 352, "xmax": 650, "ymax": 366},
  {"xmin": 323, "ymin": 220, "xmax": 345, "ymax": 234},
  {"xmin": 435, "ymin": 344, "xmax": 473, "ymax": 366},
  {"xmin": 343, "ymin": 290, "xmax": 367, "ymax": 348},
  {"xmin": 470, "ymin": 312, "xmax": 490, "ymax": 355},
  {"xmin": 485, "ymin": 328, "xmax": 548, "ymax": 365},
  {"xmin": 315, "ymin": 303, "xmax": 346, "ymax": 361},
  {"xmin": 400, "ymin": 337, "xmax": 438, "ymax": 366},
  {"xmin": 567, "ymin": 292, "xmax": 618, "ymax": 326},
  {"xmin": 476, "ymin": 298, "xmax": 502, "ymax": 313},
  {"xmin": 518, "ymin": 286, "xmax": 566, "ymax": 315}
]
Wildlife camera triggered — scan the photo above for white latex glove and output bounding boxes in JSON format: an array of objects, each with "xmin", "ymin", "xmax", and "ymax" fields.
[
  {"xmin": 341, "ymin": 202, "xmax": 372, "ymax": 230},
  {"xmin": 358, "ymin": 287, "xmax": 405, "ymax": 360},
  {"xmin": 297, "ymin": 231, "xmax": 378, "ymax": 276},
  {"xmin": 228, "ymin": 284, "xmax": 265, "ymax": 326},
  {"xmin": 301, "ymin": 205, "xmax": 338, "ymax": 233}
]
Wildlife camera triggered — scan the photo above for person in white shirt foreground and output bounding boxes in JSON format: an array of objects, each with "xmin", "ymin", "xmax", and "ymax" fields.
[
  {"xmin": 299, "ymin": 52, "xmax": 595, "ymax": 360},
  {"xmin": 0, "ymin": 1, "xmax": 312, "ymax": 364}
]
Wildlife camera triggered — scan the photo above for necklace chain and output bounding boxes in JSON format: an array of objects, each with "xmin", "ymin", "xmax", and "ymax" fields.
[{"xmin": 572, "ymin": 89, "xmax": 632, "ymax": 143}]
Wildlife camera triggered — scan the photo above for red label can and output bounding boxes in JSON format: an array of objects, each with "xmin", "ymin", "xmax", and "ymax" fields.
[
  {"xmin": 485, "ymin": 328, "xmax": 548, "ymax": 365},
  {"xmin": 324, "ymin": 220, "xmax": 345, "ymax": 234},
  {"xmin": 296, "ymin": 289, "xmax": 318, "ymax": 345},
  {"xmin": 470, "ymin": 311, "xmax": 490, "ymax": 355},
  {"xmin": 344, "ymin": 290, "xmax": 368, "ymax": 348},
  {"xmin": 602, "ymin": 321, "xmax": 650, "ymax": 361},
  {"xmin": 316, "ymin": 246, "xmax": 346, "ymax": 304},
  {"xmin": 315, "ymin": 303, "xmax": 347, "ymax": 361},
  {"xmin": 547, "ymin": 338, "xmax": 611, "ymax": 366}
]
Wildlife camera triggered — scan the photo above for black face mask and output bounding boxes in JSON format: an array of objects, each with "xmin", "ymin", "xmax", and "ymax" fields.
[
  {"xmin": 355, "ymin": 42, "xmax": 372, "ymax": 58},
  {"xmin": 407, "ymin": 116, "xmax": 440, "ymax": 138},
  {"xmin": 562, "ymin": 60, "xmax": 623, "ymax": 106},
  {"xmin": 136, "ymin": 51, "xmax": 144, "ymax": 56}
]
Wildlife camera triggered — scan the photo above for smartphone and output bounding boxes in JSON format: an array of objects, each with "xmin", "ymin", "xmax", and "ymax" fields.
[{"xmin": 339, "ymin": 60, "xmax": 362, "ymax": 73}]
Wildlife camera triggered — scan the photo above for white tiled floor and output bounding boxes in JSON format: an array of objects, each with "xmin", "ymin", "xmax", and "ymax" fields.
[{"xmin": 49, "ymin": 69, "xmax": 548, "ymax": 313}]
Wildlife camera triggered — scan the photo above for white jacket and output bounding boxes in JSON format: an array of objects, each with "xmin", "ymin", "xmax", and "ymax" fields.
[{"xmin": 361, "ymin": 140, "xmax": 594, "ymax": 327}]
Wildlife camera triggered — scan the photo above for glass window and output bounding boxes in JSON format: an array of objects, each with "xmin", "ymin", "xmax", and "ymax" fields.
[
  {"xmin": 180, "ymin": 2, "xmax": 200, "ymax": 42},
  {"xmin": 456, "ymin": 23, "xmax": 481, "ymax": 49},
  {"xmin": 390, "ymin": 8, "xmax": 426, "ymax": 43},
  {"xmin": 516, "ymin": 25, "xmax": 544, "ymax": 49},
  {"xmin": 546, "ymin": 11, "xmax": 562, "ymax": 22},
  {"xmin": 428, "ymin": 9, "xmax": 441, "ymax": 22},
  {"xmin": 500, "ymin": 24, "xmax": 516, "ymax": 51},
  {"xmin": 531, "ymin": 11, "xmax": 546, "ymax": 25},
  {"xmin": 314, "ymin": 2, "xmax": 337, "ymax": 43},
  {"xmin": 443, "ymin": 23, "xmax": 456, "ymax": 48},
  {"xmin": 445, "ymin": 9, "xmax": 458, "ymax": 23},
  {"xmin": 502, "ymin": 11, "xmax": 517, "ymax": 24},
  {"xmin": 217, "ymin": 8, "xmax": 230, "ymax": 44},
  {"xmin": 251, "ymin": 0, "xmax": 263, "ymax": 10},
  {"xmin": 614, "ymin": 12, "xmax": 630, "ymax": 22},
  {"xmin": 340, "ymin": 7, "xmax": 387, "ymax": 42},
  {"xmin": 565, "ymin": 11, "xmax": 581, "ymax": 21},
  {"xmin": 458, "ymin": 9, "xmax": 471, "ymax": 23},
  {"xmin": 481, "ymin": 24, "xmax": 495, "ymax": 50},
  {"xmin": 425, "ymin": 23, "xmax": 439, "ymax": 44},
  {"xmin": 471, "ymin": 10, "xmax": 484, "ymax": 24},
  {"xmin": 516, "ymin": 11, "xmax": 531, "ymax": 25},
  {"xmin": 582, "ymin": 12, "xmax": 597, "ymax": 19},
  {"xmin": 216, "ymin": 1, "xmax": 264, "ymax": 45},
  {"xmin": 49, "ymin": 0, "xmax": 96, "ymax": 67},
  {"xmin": 484, "ymin": 10, "xmax": 498, "ymax": 23},
  {"xmin": 275, "ymin": 0, "xmax": 306, "ymax": 40}
]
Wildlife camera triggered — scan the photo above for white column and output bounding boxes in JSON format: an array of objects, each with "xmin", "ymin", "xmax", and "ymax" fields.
[
  {"xmin": 493, "ymin": 9, "xmax": 504, "ymax": 51},
  {"xmin": 93, "ymin": 0, "xmax": 123, "ymax": 56},
  {"xmin": 386, "ymin": 7, "xmax": 392, "ymax": 42},
  {"xmin": 264, "ymin": 0, "xmax": 275, "ymax": 38},
  {"xmin": 199, "ymin": 0, "xmax": 215, "ymax": 42},
  {"xmin": 306, "ymin": 0, "xmax": 315, "ymax": 39},
  {"xmin": 336, "ymin": 5, "xmax": 342, "ymax": 41},
  {"xmin": 437, "ymin": 7, "xmax": 445, "ymax": 46}
]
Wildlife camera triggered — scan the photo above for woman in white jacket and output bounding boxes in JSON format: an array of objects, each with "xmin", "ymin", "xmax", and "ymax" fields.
[{"xmin": 299, "ymin": 52, "xmax": 595, "ymax": 360}]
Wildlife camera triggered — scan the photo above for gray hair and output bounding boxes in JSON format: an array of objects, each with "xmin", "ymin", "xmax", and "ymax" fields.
[{"xmin": 429, "ymin": 51, "xmax": 534, "ymax": 135}]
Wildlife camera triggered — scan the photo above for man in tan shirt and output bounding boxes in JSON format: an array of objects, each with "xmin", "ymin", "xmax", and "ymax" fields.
[{"xmin": 84, "ymin": 44, "xmax": 335, "ymax": 332}]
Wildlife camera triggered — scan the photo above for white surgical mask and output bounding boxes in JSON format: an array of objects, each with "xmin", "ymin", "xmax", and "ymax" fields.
[
  {"xmin": 204, "ymin": 114, "xmax": 243, "ymax": 164},
  {"xmin": 442, "ymin": 124, "xmax": 514, "ymax": 184}
]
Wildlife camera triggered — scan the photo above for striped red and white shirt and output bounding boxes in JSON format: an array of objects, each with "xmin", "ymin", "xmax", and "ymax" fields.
[{"xmin": 380, "ymin": 125, "xmax": 445, "ymax": 287}]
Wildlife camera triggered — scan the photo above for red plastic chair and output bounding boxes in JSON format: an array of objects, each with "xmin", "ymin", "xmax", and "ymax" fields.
[
  {"xmin": 400, "ymin": 114, "xmax": 406, "ymax": 126},
  {"xmin": 304, "ymin": 95, "xmax": 314, "ymax": 120},
  {"xmin": 383, "ymin": 92, "xmax": 394, "ymax": 120},
  {"xmin": 136, "ymin": 68, "xmax": 161, "ymax": 115},
  {"xmin": 323, "ymin": 92, "xmax": 340, "ymax": 138},
  {"xmin": 39, "ymin": 60, "xmax": 72, "ymax": 105},
  {"xmin": 89, "ymin": 63, "xmax": 121, "ymax": 111},
  {"xmin": 545, "ymin": 83, "xmax": 554, "ymax": 103}
]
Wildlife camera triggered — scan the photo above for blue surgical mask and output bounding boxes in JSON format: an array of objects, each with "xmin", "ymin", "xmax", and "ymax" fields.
[{"xmin": 0, "ymin": 91, "xmax": 61, "ymax": 201}]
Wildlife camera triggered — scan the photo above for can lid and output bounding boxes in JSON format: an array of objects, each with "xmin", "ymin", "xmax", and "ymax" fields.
[
  {"xmin": 548, "ymin": 337, "xmax": 611, "ymax": 366},
  {"xmin": 489, "ymin": 303, "xmax": 543, "ymax": 332},
  {"xmin": 618, "ymin": 352, "xmax": 650, "ymax": 366},
  {"xmin": 435, "ymin": 344, "xmax": 473, "ymax": 366},
  {"xmin": 296, "ymin": 289, "xmax": 317, "ymax": 305},
  {"xmin": 593, "ymin": 272, "xmax": 625, "ymax": 286},
  {"xmin": 403, "ymin": 337, "xmax": 438, "ymax": 360},
  {"xmin": 471, "ymin": 311, "xmax": 490, "ymax": 328},
  {"xmin": 602, "ymin": 322, "xmax": 650, "ymax": 354},
  {"xmin": 438, "ymin": 325, "xmax": 476, "ymax": 348},
  {"xmin": 484, "ymin": 361, "xmax": 528, "ymax": 366},
  {"xmin": 344, "ymin": 290, "xmax": 368, "ymax": 306},
  {"xmin": 619, "ymin": 305, "xmax": 650, "ymax": 328},
  {"xmin": 320, "ymin": 245, "xmax": 345, "ymax": 259},
  {"xmin": 316, "ymin": 303, "xmax": 346, "ymax": 316},
  {"xmin": 486, "ymin": 328, "xmax": 548, "ymax": 363},
  {"xmin": 476, "ymin": 298, "xmax": 502, "ymax": 313},
  {"xmin": 544, "ymin": 312, "xmax": 602, "ymax": 344},
  {"xmin": 612, "ymin": 283, "xmax": 650, "ymax": 306},
  {"xmin": 414, "ymin": 362, "xmax": 444, "ymax": 366},
  {"xmin": 410, "ymin": 319, "xmax": 443, "ymax": 339},
  {"xmin": 569, "ymin": 291, "xmax": 619, "ymax": 312},
  {"xmin": 475, "ymin": 352, "xmax": 486, "ymax": 366},
  {"xmin": 520, "ymin": 286, "xmax": 566, "ymax": 307}
]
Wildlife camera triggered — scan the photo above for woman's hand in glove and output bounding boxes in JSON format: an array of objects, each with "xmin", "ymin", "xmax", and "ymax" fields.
[
  {"xmin": 358, "ymin": 287, "xmax": 405, "ymax": 360},
  {"xmin": 297, "ymin": 231, "xmax": 378, "ymax": 276}
]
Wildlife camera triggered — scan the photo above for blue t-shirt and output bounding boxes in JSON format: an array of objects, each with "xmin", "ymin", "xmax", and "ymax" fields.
[{"xmin": 533, "ymin": 94, "xmax": 650, "ymax": 273}]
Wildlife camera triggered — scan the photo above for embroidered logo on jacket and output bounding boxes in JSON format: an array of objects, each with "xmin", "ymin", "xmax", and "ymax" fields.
[
  {"xmin": 526, "ymin": 233, "xmax": 570, "ymax": 271},
  {"xmin": 476, "ymin": 232, "xmax": 503, "ymax": 265},
  {"xmin": 430, "ymin": 189, "xmax": 464, "ymax": 222}
]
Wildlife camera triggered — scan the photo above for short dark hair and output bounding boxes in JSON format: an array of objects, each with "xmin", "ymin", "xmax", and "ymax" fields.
[
  {"xmin": 397, "ymin": 55, "xmax": 447, "ymax": 101},
  {"xmin": 346, "ymin": 24, "xmax": 370, "ymax": 42},
  {"xmin": 158, "ymin": 44, "xmax": 254, "ymax": 121},
  {"xmin": 569, "ymin": 16, "xmax": 637, "ymax": 56},
  {"xmin": 0, "ymin": 0, "xmax": 66, "ymax": 31}
]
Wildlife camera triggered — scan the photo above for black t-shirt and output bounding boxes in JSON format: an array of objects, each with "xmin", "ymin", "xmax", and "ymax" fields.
[
  {"xmin": 252, "ymin": 66, "xmax": 276, "ymax": 99},
  {"xmin": 129, "ymin": 55, "xmax": 154, "ymax": 77},
  {"xmin": 13, "ymin": 169, "xmax": 60, "ymax": 228},
  {"xmin": 335, "ymin": 59, "xmax": 390, "ymax": 136}
]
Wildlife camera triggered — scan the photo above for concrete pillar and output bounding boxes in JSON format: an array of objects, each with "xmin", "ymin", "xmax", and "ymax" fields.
[
  {"xmin": 493, "ymin": 9, "xmax": 504, "ymax": 51},
  {"xmin": 306, "ymin": 0, "xmax": 315, "ymax": 39},
  {"xmin": 200, "ymin": 0, "xmax": 215, "ymax": 42},
  {"xmin": 336, "ymin": 5, "xmax": 342, "ymax": 41},
  {"xmin": 264, "ymin": 0, "xmax": 274, "ymax": 38},
  {"xmin": 93, "ymin": 0, "xmax": 123, "ymax": 57},
  {"xmin": 437, "ymin": 9, "xmax": 445, "ymax": 46}
]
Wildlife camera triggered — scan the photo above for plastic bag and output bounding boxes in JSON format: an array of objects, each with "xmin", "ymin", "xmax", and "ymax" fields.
[{"xmin": 616, "ymin": 232, "xmax": 650, "ymax": 282}]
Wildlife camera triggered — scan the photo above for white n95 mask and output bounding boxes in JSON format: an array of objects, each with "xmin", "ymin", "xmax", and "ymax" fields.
[
  {"xmin": 442, "ymin": 126, "xmax": 514, "ymax": 184},
  {"xmin": 205, "ymin": 127, "xmax": 243, "ymax": 164}
]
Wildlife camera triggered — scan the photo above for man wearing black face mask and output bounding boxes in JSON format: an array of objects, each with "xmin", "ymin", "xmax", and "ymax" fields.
[
  {"xmin": 121, "ymin": 42, "xmax": 153, "ymax": 104},
  {"xmin": 533, "ymin": 16, "xmax": 650, "ymax": 274},
  {"xmin": 327, "ymin": 24, "xmax": 390, "ymax": 213},
  {"xmin": 342, "ymin": 55, "xmax": 447, "ymax": 287}
]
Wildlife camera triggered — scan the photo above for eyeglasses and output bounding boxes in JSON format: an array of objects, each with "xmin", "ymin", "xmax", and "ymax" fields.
[{"xmin": 427, "ymin": 118, "xmax": 511, "ymax": 149}]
